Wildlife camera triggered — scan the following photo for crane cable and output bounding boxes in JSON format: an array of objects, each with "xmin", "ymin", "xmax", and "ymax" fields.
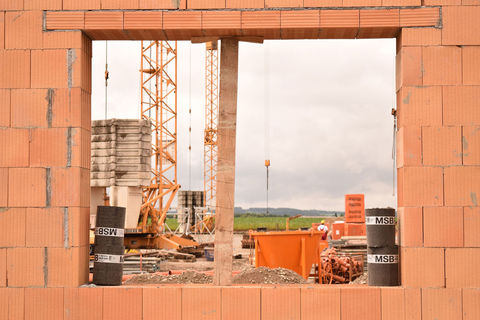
[
  {"xmin": 264, "ymin": 42, "xmax": 271, "ymax": 215},
  {"xmin": 104, "ymin": 41, "xmax": 109, "ymax": 120}
]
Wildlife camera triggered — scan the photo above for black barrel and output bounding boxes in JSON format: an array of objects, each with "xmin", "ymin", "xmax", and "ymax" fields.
[
  {"xmin": 93, "ymin": 206, "xmax": 126, "ymax": 286},
  {"xmin": 367, "ymin": 246, "xmax": 399, "ymax": 286},
  {"xmin": 365, "ymin": 208, "xmax": 396, "ymax": 247}
]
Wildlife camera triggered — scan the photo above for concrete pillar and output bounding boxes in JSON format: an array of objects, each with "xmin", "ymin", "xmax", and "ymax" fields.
[{"xmin": 214, "ymin": 38, "xmax": 239, "ymax": 286}]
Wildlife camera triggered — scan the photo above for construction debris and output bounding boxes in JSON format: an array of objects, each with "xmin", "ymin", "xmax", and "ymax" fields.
[
  {"xmin": 123, "ymin": 250, "xmax": 196, "ymax": 274},
  {"xmin": 318, "ymin": 248, "xmax": 364, "ymax": 284},
  {"xmin": 232, "ymin": 267, "xmax": 306, "ymax": 284},
  {"xmin": 241, "ymin": 233, "xmax": 254, "ymax": 248},
  {"xmin": 124, "ymin": 271, "xmax": 213, "ymax": 284}
]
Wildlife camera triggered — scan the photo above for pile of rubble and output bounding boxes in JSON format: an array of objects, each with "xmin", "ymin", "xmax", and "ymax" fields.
[{"xmin": 232, "ymin": 267, "xmax": 306, "ymax": 284}]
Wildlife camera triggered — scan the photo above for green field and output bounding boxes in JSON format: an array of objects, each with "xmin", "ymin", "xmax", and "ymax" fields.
[{"xmin": 165, "ymin": 215, "xmax": 327, "ymax": 232}]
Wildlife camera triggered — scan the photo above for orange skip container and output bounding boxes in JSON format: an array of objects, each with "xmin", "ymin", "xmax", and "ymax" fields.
[{"xmin": 250, "ymin": 230, "xmax": 329, "ymax": 279}]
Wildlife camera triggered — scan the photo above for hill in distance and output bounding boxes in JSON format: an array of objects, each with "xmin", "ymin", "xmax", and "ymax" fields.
[{"xmin": 234, "ymin": 207, "xmax": 344, "ymax": 217}]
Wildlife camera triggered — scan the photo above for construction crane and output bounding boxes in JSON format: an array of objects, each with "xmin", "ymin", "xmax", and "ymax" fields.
[{"xmin": 204, "ymin": 41, "xmax": 219, "ymax": 212}]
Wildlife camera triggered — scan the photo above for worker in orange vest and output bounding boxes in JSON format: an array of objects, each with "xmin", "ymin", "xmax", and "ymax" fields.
[{"xmin": 317, "ymin": 220, "xmax": 329, "ymax": 240}]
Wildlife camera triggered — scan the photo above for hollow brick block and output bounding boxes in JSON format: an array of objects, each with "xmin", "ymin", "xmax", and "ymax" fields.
[
  {"xmin": 7, "ymin": 248, "xmax": 45, "ymax": 287},
  {"xmin": 85, "ymin": 11, "xmax": 123, "ymax": 30},
  {"xmin": 43, "ymin": 31, "xmax": 84, "ymax": 50},
  {"xmin": 266, "ymin": 0, "xmax": 303, "ymax": 7},
  {"xmin": 444, "ymin": 166, "xmax": 480, "ymax": 206},
  {"xmin": 301, "ymin": 287, "xmax": 340, "ymax": 320},
  {"xmin": 9, "ymin": 168, "xmax": 46, "ymax": 208},
  {"xmin": 189, "ymin": 0, "xmax": 226, "ymax": 8},
  {"xmin": 30, "ymin": 128, "xmax": 68, "ymax": 168},
  {"xmin": 0, "ymin": 12, "xmax": 4, "ymax": 49},
  {"xmin": 222, "ymin": 287, "xmax": 260, "ymax": 320},
  {"xmin": 46, "ymin": 11, "xmax": 85, "ymax": 30},
  {"xmin": 401, "ymin": 247, "xmax": 444, "ymax": 287},
  {"xmin": 5, "ymin": 11, "xmax": 43, "ymax": 49},
  {"xmin": 71, "ymin": 128, "xmax": 91, "ymax": 169},
  {"xmin": 445, "ymin": 248, "xmax": 480, "ymax": 288},
  {"xmin": 24, "ymin": 0, "xmax": 62, "ymax": 9},
  {"xmin": 422, "ymin": 46, "xmax": 462, "ymax": 85},
  {"xmin": 63, "ymin": 0, "xmax": 100, "ymax": 9},
  {"xmin": 31, "ymin": 50, "xmax": 70, "ymax": 89},
  {"xmin": 48, "ymin": 246, "xmax": 89, "ymax": 287},
  {"xmin": 424, "ymin": 207, "xmax": 463, "ymax": 247},
  {"xmin": 443, "ymin": 86, "xmax": 480, "ymax": 126},
  {"xmin": 226, "ymin": 0, "xmax": 264, "ymax": 8},
  {"xmin": 304, "ymin": 0, "xmax": 342, "ymax": 6},
  {"xmin": 0, "ymin": 169, "xmax": 6, "ymax": 206},
  {"xmin": 398, "ymin": 207, "xmax": 423, "ymax": 247},
  {"xmin": 396, "ymin": 126, "xmax": 421, "ymax": 167},
  {"xmin": 11, "ymin": 89, "xmax": 49, "ymax": 128},
  {"xmin": 103, "ymin": 288, "xmax": 142, "ymax": 320},
  {"xmin": 51, "ymin": 167, "xmax": 90, "ymax": 207},
  {"xmin": 463, "ymin": 46, "xmax": 480, "ymax": 85},
  {"xmin": 143, "ymin": 287, "xmax": 181, "ymax": 320},
  {"xmin": 422, "ymin": 126, "xmax": 462, "ymax": 166},
  {"xmin": 422, "ymin": 288, "xmax": 462, "ymax": 320},
  {"xmin": 399, "ymin": 28, "xmax": 441, "ymax": 47},
  {"xmin": 405, "ymin": 288, "xmax": 422, "ymax": 320},
  {"xmin": 101, "ymin": 0, "xmax": 139, "ymax": 9},
  {"xmin": 262, "ymin": 287, "xmax": 300, "ymax": 320},
  {"xmin": 182, "ymin": 287, "xmax": 221, "ymax": 320},
  {"xmin": 341, "ymin": 287, "xmax": 381, "ymax": 320},
  {"xmin": 442, "ymin": 6, "xmax": 480, "ymax": 45},
  {"xmin": 280, "ymin": 10, "xmax": 320, "ymax": 39},
  {"xmin": 463, "ymin": 289, "xmax": 480, "ymax": 320},
  {"xmin": 0, "ymin": 288, "xmax": 24, "ymax": 319},
  {"xmin": 64, "ymin": 287, "xmax": 103, "ymax": 320},
  {"xmin": 0, "ymin": 249, "xmax": 5, "ymax": 287},
  {"xmin": 344, "ymin": 0, "xmax": 381, "ymax": 7},
  {"xmin": 399, "ymin": 8, "xmax": 440, "ymax": 28},
  {"xmin": 0, "ymin": 50, "xmax": 30, "ymax": 88},
  {"xmin": 139, "ymin": 0, "xmax": 180, "ymax": 9},
  {"xmin": 397, "ymin": 167, "xmax": 443, "ymax": 207},
  {"xmin": 382, "ymin": 0, "xmax": 419, "ymax": 6},
  {"xmin": 381, "ymin": 287, "xmax": 405, "ymax": 320},
  {"xmin": 0, "ymin": 208, "xmax": 26, "ymax": 247},
  {"xmin": 318, "ymin": 10, "xmax": 359, "ymax": 39},
  {"xmin": 25, "ymin": 288, "xmax": 63, "ymax": 320},
  {"xmin": 464, "ymin": 207, "xmax": 480, "ymax": 247},
  {"xmin": 25, "ymin": 208, "xmax": 64, "ymax": 248},
  {"xmin": 0, "ymin": 89, "xmax": 10, "ymax": 127},
  {"xmin": 396, "ymin": 47, "xmax": 422, "ymax": 91},
  {"xmin": 0, "ymin": 128, "xmax": 29, "ymax": 167},
  {"xmin": 0, "ymin": 0, "xmax": 23, "ymax": 10}
]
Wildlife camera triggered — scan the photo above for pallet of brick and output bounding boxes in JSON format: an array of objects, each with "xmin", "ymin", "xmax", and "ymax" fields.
[{"xmin": 345, "ymin": 194, "xmax": 365, "ymax": 223}]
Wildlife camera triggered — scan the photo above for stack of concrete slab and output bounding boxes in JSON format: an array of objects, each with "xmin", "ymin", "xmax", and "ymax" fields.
[{"xmin": 91, "ymin": 119, "xmax": 151, "ymax": 187}]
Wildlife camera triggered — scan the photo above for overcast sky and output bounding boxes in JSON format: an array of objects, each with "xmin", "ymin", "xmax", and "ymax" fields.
[{"xmin": 91, "ymin": 39, "xmax": 397, "ymax": 211}]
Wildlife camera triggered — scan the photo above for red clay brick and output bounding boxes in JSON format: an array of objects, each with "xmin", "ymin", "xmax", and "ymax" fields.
[
  {"xmin": 396, "ymin": 47, "xmax": 422, "ymax": 90},
  {"xmin": 262, "ymin": 287, "xmax": 300, "ymax": 320},
  {"xmin": 101, "ymin": 0, "xmax": 139, "ymax": 9},
  {"xmin": 25, "ymin": 288, "xmax": 63, "ymax": 319},
  {"xmin": 344, "ymin": 0, "xmax": 381, "ymax": 6},
  {"xmin": 7, "ymin": 248, "xmax": 44, "ymax": 287},
  {"xmin": 103, "ymin": 288, "xmax": 142, "ymax": 320},
  {"xmin": 341, "ymin": 287, "xmax": 381, "ymax": 320},
  {"xmin": 381, "ymin": 287, "xmax": 405, "ymax": 320},
  {"xmin": 396, "ymin": 86, "xmax": 442, "ymax": 127},
  {"xmin": 398, "ymin": 207, "xmax": 423, "ymax": 247},
  {"xmin": 0, "ymin": 0, "xmax": 23, "ymax": 10},
  {"xmin": 0, "ymin": 89, "xmax": 9, "ymax": 127},
  {"xmin": 68, "ymin": 207, "xmax": 90, "ymax": 248},
  {"xmin": 301, "ymin": 287, "xmax": 340, "ymax": 320},
  {"xmin": 10, "ymin": 89, "xmax": 50, "ymax": 128},
  {"xmin": 139, "ymin": 0, "xmax": 179, "ymax": 8},
  {"xmin": 442, "ymin": 6, "xmax": 480, "ymax": 45},
  {"xmin": 0, "ymin": 12, "xmax": 4, "ymax": 49},
  {"xmin": 31, "ymin": 50, "xmax": 70, "ymax": 89},
  {"xmin": 360, "ymin": 9, "xmax": 399, "ymax": 28},
  {"xmin": 5, "ymin": 11, "xmax": 43, "ymax": 49},
  {"xmin": 0, "ymin": 129, "xmax": 29, "ymax": 167},
  {"xmin": 24, "ymin": 0, "xmax": 62, "ymax": 9},
  {"xmin": 405, "ymin": 288, "xmax": 422, "ymax": 320},
  {"xmin": 0, "ymin": 169, "xmax": 6, "ymax": 206},
  {"xmin": 51, "ymin": 88, "xmax": 91, "ymax": 130},
  {"xmin": 446, "ymin": 248, "xmax": 480, "ymax": 288},
  {"xmin": 182, "ymin": 287, "xmax": 221, "ymax": 320},
  {"xmin": 0, "ymin": 50, "xmax": 30, "ymax": 88},
  {"xmin": 63, "ymin": 0, "xmax": 100, "ymax": 9},
  {"xmin": 242, "ymin": 11, "xmax": 281, "ymax": 30},
  {"xmin": 85, "ymin": 11, "xmax": 123, "ymax": 30},
  {"xmin": 143, "ymin": 287, "xmax": 181, "ymax": 320},
  {"xmin": 400, "ymin": 7, "xmax": 441, "ymax": 27},
  {"xmin": 43, "ymin": 31, "xmax": 84, "ymax": 50},
  {"xmin": 422, "ymin": 126, "xmax": 462, "ymax": 166},
  {"xmin": 382, "ymin": 0, "xmax": 419, "ymax": 6},
  {"xmin": 71, "ymin": 128, "xmax": 91, "ymax": 169},
  {"xmin": 124, "ymin": 11, "xmax": 162, "ymax": 30},
  {"xmin": 401, "ymin": 247, "xmax": 444, "ymax": 287},
  {"xmin": 422, "ymin": 46, "xmax": 462, "ymax": 85},
  {"xmin": 163, "ymin": 11, "xmax": 203, "ymax": 39},
  {"xmin": 443, "ymin": 86, "xmax": 480, "ymax": 126},
  {"xmin": 463, "ymin": 46, "xmax": 480, "ymax": 85},
  {"xmin": 399, "ymin": 28, "xmax": 441, "ymax": 47},
  {"xmin": 0, "ymin": 208, "xmax": 26, "ymax": 247},
  {"xmin": 30, "ymin": 128, "xmax": 68, "ymax": 167},
  {"xmin": 319, "ymin": 10, "xmax": 359, "ymax": 38},
  {"xmin": 464, "ymin": 207, "xmax": 480, "ymax": 247},
  {"xmin": 48, "ymin": 247, "xmax": 89, "ymax": 287},
  {"xmin": 281, "ymin": 10, "xmax": 320, "ymax": 39},
  {"xmin": 202, "ymin": 11, "xmax": 241, "ymax": 36},
  {"xmin": 424, "ymin": 207, "xmax": 463, "ymax": 247},
  {"xmin": 304, "ymin": 0, "xmax": 342, "ymax": 6},
  {"xmin": 266, "ymin": 0, "xmax": 302, "ymax": 7},
  {"xmin": 46, "ymin": 11, "xmax": 85, "ymax": 30},
  {"xmin": 9, "ymin": 168, "xmax": 46, "ymax": 207},
  {"xmin": 396, "ymin": 126, "xmax": 421, "ymax": 167},
  {"xmin": 51, "ymin": 167, "xmax": 89, "ymax": 207},
  {"xmin": 189, "ymin": 0, "xmax": 225, "ymax": 8},
  {"xmin": 0, "ymin": 251, "xmax": 6, "ymax": 286},
  {"xmin": 25, "ymin": 208, "xmax": 64, "ymax": 248},
  {"xmin": 397, "ymin": 167, "xmax": 443, "ymax": 207},
  {"xmin": 422, "ymin": 289, "xmax": 462, "ymax": 320},
  {"xmin": 226, "ymin": 0, "xmax": 264, "ymax": 7},
  {"xmin": 463, "ymin": 289, "xmax": 480, "ymax": 320},
  {"xmin": 65, "ymin": 287, "xmax": 103, "ymax": 320},
  {"xmin": 0, "ymin": 288, "xmax": 24, "ymax": 319},
  {"xmin": 222, "ymin": 287, "xmax": 260, "ymax": 320},
  {"xmin": 444, "ymin": 166, "xmax": 480, "ymax": 206}
]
